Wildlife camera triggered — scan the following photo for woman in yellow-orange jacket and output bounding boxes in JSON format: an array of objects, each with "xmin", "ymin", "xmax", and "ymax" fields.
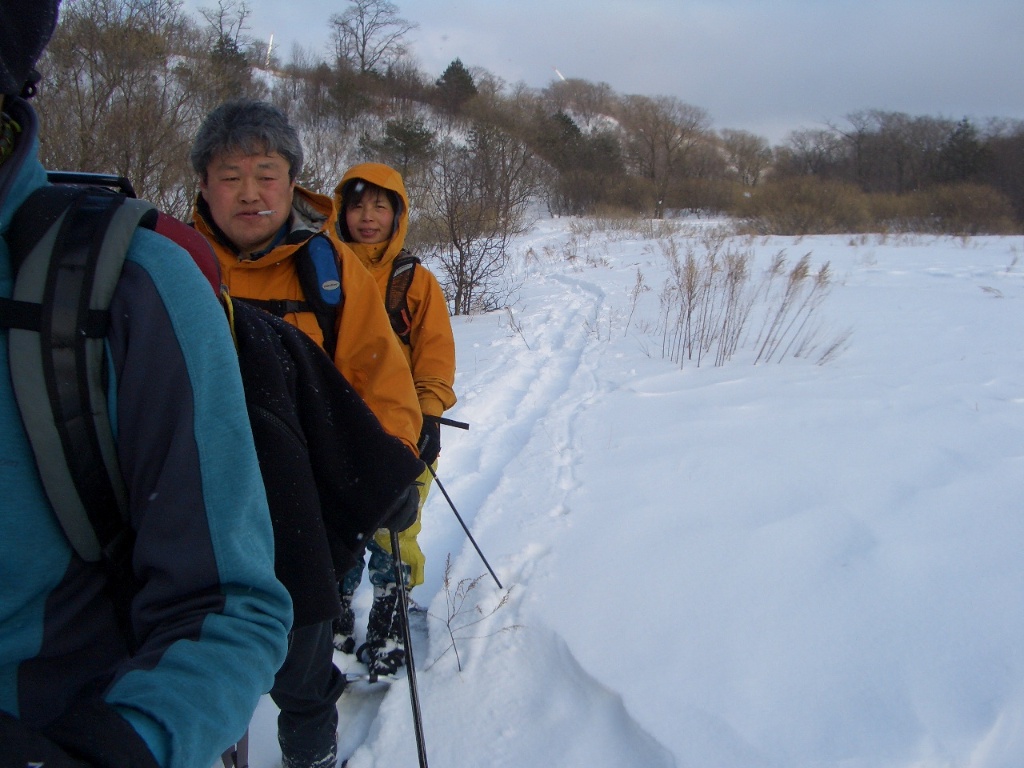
[{"xmin": 331, "ymin": 162, "xmax": 457, "ymax": 676}]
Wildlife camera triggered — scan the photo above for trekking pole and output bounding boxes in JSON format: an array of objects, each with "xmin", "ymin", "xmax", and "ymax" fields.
[
  {"xmin": 431, "ymin": 415, "xmax": 470, "ymax": 431},
  {"xmin": 390, "ymin": 530, "xmax": 429, "ymax": 768},
  {"xmin": 425, "ymin": 464, "xmax": 503, "ymax": 590},
  {"xmin": 422, "ymin": 416, "xmax": 501, "ymax": 588}
]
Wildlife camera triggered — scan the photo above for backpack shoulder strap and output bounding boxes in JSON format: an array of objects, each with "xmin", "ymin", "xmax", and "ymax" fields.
[
  {"xmin": 240, "ymin": 232, "xmax": 343, "ymax": 358},
  {"xmin": 385, "ymin": 251, "xmax": 419, "ymax": 345},
  {"xmin": 294, "ymin": 233, "xmax": 344, "ymax": 358},
  {"xmin": 2, "ymin": 185, "xmax": 155, "ymax": 563},
  {"xmin": 153, "ymin": 211, "xmax": 222, "ymax": 295}
]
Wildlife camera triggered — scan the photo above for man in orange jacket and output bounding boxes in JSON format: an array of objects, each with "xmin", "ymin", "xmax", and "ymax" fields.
[
  {"xmin": 189, "ymin": 100, "xmax": 422, "ymax": 768},
  {"xmin": 189, "ymin": 100, "xmax": 421, "ymax": 454}
]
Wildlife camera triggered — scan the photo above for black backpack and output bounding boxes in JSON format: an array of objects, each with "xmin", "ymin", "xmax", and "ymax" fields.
[
  {"xmin": 1, "ymin": 179, "xmax": 205, "ymax": 575},
  {"xmin": 385, "ymin": 251, "xmax": 419, "ymax": 346}
]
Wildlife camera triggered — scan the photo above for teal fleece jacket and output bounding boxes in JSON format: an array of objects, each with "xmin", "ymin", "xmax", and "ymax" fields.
[{"xmin": 0, "ymin": 97, "xmax": 292, "ymax": 768}]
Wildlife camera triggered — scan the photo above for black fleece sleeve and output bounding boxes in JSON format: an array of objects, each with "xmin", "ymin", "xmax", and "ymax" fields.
[{"xmin": 0, "ymin": 710, "xmax": 90, "ymax": 768}]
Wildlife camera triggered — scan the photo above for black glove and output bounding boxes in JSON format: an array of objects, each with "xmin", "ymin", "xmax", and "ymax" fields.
[
  {"xmin": 0, "ymin": 710, "xmax": 91, "ymax": 768},
  {"xmin": 417, "ymin": 417, "xmax": 441, "ymax": 466},
  {"xmin": 382, "ymin": 483, "xmax": 420, "ymax": 533}
]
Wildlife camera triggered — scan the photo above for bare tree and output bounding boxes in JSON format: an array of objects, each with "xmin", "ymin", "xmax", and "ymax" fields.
[
  {"xmin": 617, "ymin": 94, "xmax": 711, "ymax": 217},
  {"xmin": 774, "ymin": 127, "xmax": 847, "ymax": 179},
  {"xmin": 417, "ymin": 125, "xmax": 539, "ymax": 315},
  {"xmin": 198, "ymin": 0, "xmax": 251, "ymax": 54},
  {"xmin": 191, "ymin": 0, "xmax": 266, "ymax": 111},
  {"xmin": 720, "ymin": 129, "xmax": 773, "ymax": 187},
  {"xmin": 35, "ymin": 0, "xmax": 205, "ymax": 217},
  {"xmin": 329, "ymin": 0, "xmax": 416, "ymax": 76},
  {"xmin": 541, "ymin": 77, "xmax": 615, "ymax": 133},
  {"xmin": 272, "ymin": 57, "xmax": 370, "ymax": 193},
  {"xmin": 982, "ymin": 119, "xmax": 1024, "ymax": 221}
]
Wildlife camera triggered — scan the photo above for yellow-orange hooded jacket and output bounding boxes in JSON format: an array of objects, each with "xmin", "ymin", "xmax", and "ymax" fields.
[
  {"xmin": 334, "ymin": 163, "xmax": 457, "ymax": 419},
  {"xmin": 193, "ymin": 185, "xmax": 422, "ymax": 451}
]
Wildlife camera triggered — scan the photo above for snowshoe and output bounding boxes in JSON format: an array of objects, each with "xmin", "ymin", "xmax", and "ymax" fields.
[
  {"xmin": 332, "ymin": 592, "xmax": 356, "ymax": 654},
  {"xmin": 357, "ymin": 583, "xmax": 405, "ymax": 677}
]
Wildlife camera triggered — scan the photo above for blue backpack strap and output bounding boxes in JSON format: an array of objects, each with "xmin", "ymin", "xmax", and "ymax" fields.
[
  {"xmin": 293, "ymin": 232, "xmax": 343, "ymax": 357},
  {"xmin": 4, "ymin": 185, "xmax": 154, "ymax": 563}
]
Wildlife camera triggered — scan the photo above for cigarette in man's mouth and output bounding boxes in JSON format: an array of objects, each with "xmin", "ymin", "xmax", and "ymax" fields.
[{"xmin": 257, "ymin": 210, "xmax": 276, "ymax": 216}]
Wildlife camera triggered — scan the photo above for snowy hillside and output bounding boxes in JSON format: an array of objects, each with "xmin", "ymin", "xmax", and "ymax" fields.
[{"xmin": 249, "ymin": 216, "xmax": 1024, "ymax": 768}]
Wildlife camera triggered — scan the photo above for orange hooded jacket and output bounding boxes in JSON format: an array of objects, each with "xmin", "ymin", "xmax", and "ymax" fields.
[
  {"xmin": 333, "ymin": 163, "xmax": 457, "ymax": 419},
  {"xmin": 193, "ymin": 185, "xmax": 422, "ymax": 452}
]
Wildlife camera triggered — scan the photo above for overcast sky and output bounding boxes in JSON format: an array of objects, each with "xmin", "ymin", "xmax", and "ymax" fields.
[{"xmin": 184, "ymin": 0, "xmax": 1024, "ymax": 143}]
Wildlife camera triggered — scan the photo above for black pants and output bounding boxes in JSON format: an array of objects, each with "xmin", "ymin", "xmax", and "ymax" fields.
[{"xmin": 271, "ymin": 620, "xmax": 347, "ymax": 765}]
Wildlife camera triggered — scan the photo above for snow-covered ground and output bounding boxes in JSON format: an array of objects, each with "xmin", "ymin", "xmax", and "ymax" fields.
[{"xmin": 249, "ymin": 216, "xmax": 1024, "ymax": 768}]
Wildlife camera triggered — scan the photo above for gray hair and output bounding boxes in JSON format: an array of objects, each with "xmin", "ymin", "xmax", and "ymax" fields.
[{"xmin": 190, "ymin": 99, "xmax": 303, "ymax": 181}]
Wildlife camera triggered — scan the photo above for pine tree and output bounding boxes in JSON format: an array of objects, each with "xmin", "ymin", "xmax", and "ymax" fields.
[{"xmin": 435, "ymin": 58, "xmax": 477, "ymax": 115}]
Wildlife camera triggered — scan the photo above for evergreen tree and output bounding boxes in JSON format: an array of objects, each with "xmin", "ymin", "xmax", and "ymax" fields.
[
  {"xmin": 435, "ymin": 58, "xmax": 477, "ymax": 115},
  {"xmin": 360, "ymin": 117, "xmax": 436, "ymax": 177},
  {"xmin": 936, "ymin": 118, "xmax": 991, "ymax": 183}
]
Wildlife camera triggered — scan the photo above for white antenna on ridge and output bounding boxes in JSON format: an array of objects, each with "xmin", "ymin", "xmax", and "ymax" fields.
[{"xmin": 265, "ymin": 33, "xmax": 274, "ymax": 67}]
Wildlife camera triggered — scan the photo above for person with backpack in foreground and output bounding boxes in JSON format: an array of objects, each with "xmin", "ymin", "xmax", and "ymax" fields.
[
  {"xmin": 0, "ymin": 3, "xmax": 293, "ymax": 767},
  {"xmin": 332, "ymin": 163, "xmax": 458, "ymax": 676},
  {"xmin": 189, "ymin": 102, "xmax": 425, "ymax": 768}
]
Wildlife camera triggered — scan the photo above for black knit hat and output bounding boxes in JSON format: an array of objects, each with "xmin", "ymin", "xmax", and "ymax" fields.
[{"xmin": 0, "ymin": 0, "xmax": 60, "ymax": 96}]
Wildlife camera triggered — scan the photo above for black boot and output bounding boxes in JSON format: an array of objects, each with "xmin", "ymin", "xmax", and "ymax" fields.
[
  {"xmin": 356, "ymin": 583, "xmax": 405, "ymax": 676},
  {"xmin": 281, "ymin": 736, "xmax": 337, "ymax": 768},
  {"xmin": 332, "ymin": 591, "xmax": 355, "ymax": 654}
]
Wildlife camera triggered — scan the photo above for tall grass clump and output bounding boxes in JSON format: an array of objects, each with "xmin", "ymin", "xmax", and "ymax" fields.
[{"xmin": 658, "ymin": 234, "xmax": 848, "ymax": 367}]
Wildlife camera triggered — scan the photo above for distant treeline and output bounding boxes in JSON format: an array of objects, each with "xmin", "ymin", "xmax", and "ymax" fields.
[{"xmin": 34, "ymin": 0, "xmax": 1024, "ymax": 236}]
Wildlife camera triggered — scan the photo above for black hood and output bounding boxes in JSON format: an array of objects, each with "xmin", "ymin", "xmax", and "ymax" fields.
[{"xmin": 0, "ymin": 0, "xmax": 60, "ymax": 97}]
